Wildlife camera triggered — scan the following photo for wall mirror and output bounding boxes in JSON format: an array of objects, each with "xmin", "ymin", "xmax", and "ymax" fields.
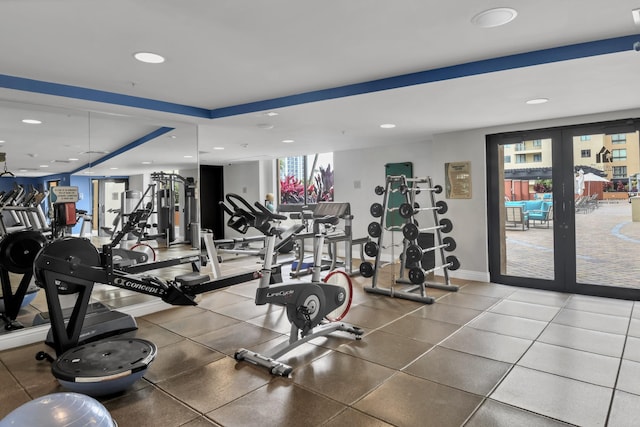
[{"xmin": 0, "ymin": 98, "xmax": 199, "ymax": 346}]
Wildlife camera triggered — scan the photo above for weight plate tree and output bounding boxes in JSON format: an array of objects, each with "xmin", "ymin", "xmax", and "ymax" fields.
[{"xmin": 360, "ymin": 175, "xmax": 460, "ymax": 304}]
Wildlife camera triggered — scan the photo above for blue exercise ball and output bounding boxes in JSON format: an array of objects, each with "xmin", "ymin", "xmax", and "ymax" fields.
[{"xmin": 0, "ymin": 392, "xmax": 117, "ymax": 426}]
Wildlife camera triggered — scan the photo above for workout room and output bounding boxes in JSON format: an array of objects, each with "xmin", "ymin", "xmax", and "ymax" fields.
[{"xmin": 1, "ymin": 3, "xmax": 640, "ymax": 427}]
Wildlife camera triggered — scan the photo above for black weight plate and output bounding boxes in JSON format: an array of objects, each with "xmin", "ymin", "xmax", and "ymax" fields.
[
  {"xmin": 408, "ymin": 268, "xmax": 425, "ymax": 285},
  {"xmin": 398, "ymin": 203, "xmax": 414, "ymax": 219},
  {"xmin": 405, "ymin": 244, "xmax": 423, "ymax": 264},
  {"xmin": 439, "ymin": 218, "xmax": 453, "ymax": 233},
  {"xmin": 402, "ymin": 223, "xmax": 419, "ymax": 241},
  {"xmin": 359, "ymin": 262, "xmax": 374, "ymax": 278},
  {"xmin": 435, "ymin": 200, "xmax": 448, "ymax": 215},
  {"xmin": 364, "ymin": 241, "xmax": 379, "ymax": 258},
  {"xmin": 433, "ymin": 184, "xmax": 443, "ymax": 194},
  {"xmin": 370, "ymin": 203, "xmax": 383, "ymax": 218},
  {"xmin": 446, "ymin": 255, "xmax": 461, "ymax": 270},
  {"xmin": 443, "ymin": 236, "xmax": 457, "ymax": 252},
  {"xmin": 367, "ymin": 222, "xmax": 382, "ymax": 238},
  {"xmin": 374, "ymin": 186, "xmax": 385, "ymax": 195}
]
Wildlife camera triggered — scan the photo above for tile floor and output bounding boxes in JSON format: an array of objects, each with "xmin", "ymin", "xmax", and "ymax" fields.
[{"xmin": 2, "ymin": 260, "xmax": 640, "ymax": 426}]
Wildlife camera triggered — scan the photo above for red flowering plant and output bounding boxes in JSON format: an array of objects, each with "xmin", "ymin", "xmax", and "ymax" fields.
[{"xmin": 279, "ymin": 175, "xmax": 305, "ymax": 204}]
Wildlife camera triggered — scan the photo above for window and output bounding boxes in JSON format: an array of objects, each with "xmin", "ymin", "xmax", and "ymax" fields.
[
  {"xmin": 515, "ymin": 154, "xmax": 526, "ymax": 163},
  {"xmin": 532, "ymin": 139, "xmax": 542, "ymax": 147},
  {"xmin": 504, "ymin": 155, "xmax": 511, "ymax": 163},
  {"xmin": 533, "ymin": 154, "xmax": 542, "ymax": 162},
  {"xmin": 515, "ymin": 143, "xmax": 525, "ymax": 151},
  {"xmin": 612, "ymin": 149, "xmax": 627, "ymax": 161},
  {"xmin": 612, "ymin": 134, "xmax": 626, "ymax": 144},
  {"xmin": 581, "ymin": 149, "xmax": 591, "ymax": 158},
  {"xmin": 613, "ymin": 166, "xmax": 627, "ymax": 178},
  {"xmin": 580, "ymin": 135, "xmax": 591, "ymax": 141},
  {"xmin": 278, "ymin": 153, "xmax": 334, "ymax": 205}
]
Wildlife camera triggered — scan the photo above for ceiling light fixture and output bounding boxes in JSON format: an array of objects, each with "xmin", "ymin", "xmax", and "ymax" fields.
[
  {"xmin": 22, "ymin": 119, "xmax": 42, "ymax": 124},
  {"xmin": 213, "ymin": 147, "xmax": 225, "ymax": 150},
  {"xmin": 133, "ymin": 52, "xmax": 165, "ymax": 64},
  {"xmin": 380, "ymin": 123, "xmax": 396, "ymax": 129},
  {"xmin": 141, "ymin": 161, "xmax": 152, "ymax": 165},
  {"xmin": 264, "ymin": 112, "xmax": 279, "ymax": 117},
  {"xmin": 68, "ymin": 157, "xmax": 79, "ymax": 161},
  {"xmin": 471, "ymin": 7, "xmax": 518, "ymax": 28},
  {"xmin": 184, "ymin": 155, "xmax": 193, "ymax": 158},
  {"xmin": 110, "ymin": 167, "xmax": 119, "ymax": 170},
  {"xmin": 282, "ymin": 139, "xmax": 294, "ymax": 143},
  {"xmin": 526, "ymin": 98, "xmax": 549, "ymax": 105},
  {"xmin": 633, "ymin": 8, "xmax": 640, "ymax": 25},
  {"xmin": 39, "ymin": 164, "xmax": 49, "ymax": 168}
]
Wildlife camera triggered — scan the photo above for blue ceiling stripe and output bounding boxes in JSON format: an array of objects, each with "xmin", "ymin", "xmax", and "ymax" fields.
[
  {"xmin": 0, "ymin": 74, "xmax": 210, "ymax": 119},
  {"xmin": 1, "ymin": 34, "xmax": 637, "ymax": 121},
  {"xmin": 69, "ymin": 127, "xmax": 174, "ymax": 174},
  {"xmin": 209, "ymin": 34, "xmax": 640, "ymax": 119}
]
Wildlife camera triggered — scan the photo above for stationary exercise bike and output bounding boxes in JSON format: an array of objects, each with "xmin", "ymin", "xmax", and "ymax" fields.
[{"xmin": 234, "ymin": 199, "xmax": 363, "ymax": 376}]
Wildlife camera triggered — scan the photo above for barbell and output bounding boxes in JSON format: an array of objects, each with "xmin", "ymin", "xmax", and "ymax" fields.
[
  {"xmin": 407, "ymin": 255, "xmax": 461, "ymax": 284},
  {"xmin": 399, "ymin": 184, "xmax": 442, "ymax": 195},
  {"xmin": 402, "ymin": 218, "xmax": 453, "ymax": 240},
  {"xmin": 404, "ymin": 237, "xmax": 457, "ymax": 264},
  {"xmin": 398, "ymin": 200, "xmax": 448, "ymax": 218}
]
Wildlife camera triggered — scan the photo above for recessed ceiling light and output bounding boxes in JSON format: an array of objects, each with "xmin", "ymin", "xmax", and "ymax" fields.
[
  {"xmin": 282, "ymin": 139, "xmax": 295, "ymax": 143},
  {"xmin": 84, "ymin": 171, "xmax": 95, "ymax": 174},
  {"xmin": 526, "ymin": 98, "xmax": 549, "ymax": 105},
  {"xmin": 22, "ymin": 119, "xmax": 42, "ymax": 124},
  {"xmin": 0, "ymin": 140, "xmax": 5, "ymax": 143},
  {"xmin": 134, "ymin": 52, "xmax": 165, "ymax": 64},
  {"xmin": 68, "ymin": 157, "xmax": 79, "ymax": 161},
  {"xmin": 110, "ymin": 167, "xmax": 119, "ymax": 170},
  {"xmin": 633, "ymin": 8, "xmax": 640, "ymax": 25},
  {"xmin": 141, "ymin": 161, "xmax": 152, "ymax": 165},
  {"xmin": 213, "ymin": 147, "xmax": 225, "ymax": 150},
  {"xmin": 264, "ymin": 112, "xmax": 279, "ymax": 117},
  {"xmin": 39, "ymin": 164, "xmax": 49, "ymax": 168},
  {"xmin": 471, "ymin": 8, "xmax": 518, "ymax": 28},
  {"xmin": 380, "ymin": 123, "xmax": 396, "ymax": 129},
  {"xmin": 184, "ymin": 155, "xmax": 193, "ymax": 158},
  {"xmin": 18, "ymin": 169, "xmax": 27, "ymax": 173}
]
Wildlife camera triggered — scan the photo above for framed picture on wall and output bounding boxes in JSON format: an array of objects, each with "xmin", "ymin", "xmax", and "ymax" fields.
[{"xmin": 445, "ymin": 161, "xmax": 472, "ymax": 199}]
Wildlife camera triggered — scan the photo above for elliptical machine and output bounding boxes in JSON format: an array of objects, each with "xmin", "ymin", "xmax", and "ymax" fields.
[{"xmin": 233, "ymin": 198, "xmax": 363, "ymax": 376}]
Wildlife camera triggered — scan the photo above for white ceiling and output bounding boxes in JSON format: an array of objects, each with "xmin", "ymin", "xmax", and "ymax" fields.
[{"xmin": 0, "ymin": 1, "xmax": 639, "ymax": 176}]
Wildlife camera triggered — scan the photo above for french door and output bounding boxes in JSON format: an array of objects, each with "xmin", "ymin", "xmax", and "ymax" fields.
[{"xmin": 487, "ymin": 118, "xmax": 640, "ymax": 299}]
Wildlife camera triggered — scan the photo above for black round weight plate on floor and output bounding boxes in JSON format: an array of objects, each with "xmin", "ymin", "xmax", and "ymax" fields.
[
  {"xmin": 374, "ymin": 186, "xmax": 385, "ymax": 195},
  {"xmin": 435, "ymin": 200, "xmax": 448, "ymax": 215},
  {"xmin": 439, "ymin": 218, "xmax": 453, "ymax": 233},
  {"xmin": 398, "ymin": 203, "xmax": 414, "ymax": 218},
  {"xmin": 360, "ymin": 262, "xmax": 374, "ymax": 278},
  {"xmin": 364, "ymin": 241, "xmax": 379, "ymax": 258},
  {"xmin": 408, "ymin": 268, "xmax": 425, "ymax": 285},
  {"xmin": 443, "ymin": 236, "xmax": 457, "ymax": 252},
  {"xmin": 446, "ymin": 255, "xmax": 461, "ymax": 270},
  {"xmin": 370, "ymin": 203, "xmax": 383, "ymax": 218},
  {"xmin": 367, "ymin": 222, "xmax": 382, "ymax": 238},
  {"xmin": 52, "ymin": 338, "xmax": 157, "ymax": 397},
  {"xmin": 0, "ymin": 230, "xmax": 47, "ymax": 274}
]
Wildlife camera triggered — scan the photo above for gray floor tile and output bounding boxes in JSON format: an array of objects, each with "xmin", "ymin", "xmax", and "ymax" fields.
[
  {"xmin": 537, "ymin": 323, "xmax": 626, "ymax": 357},
  {"xmin": 404, "ymin": 346, "xmax": 511, "ymax": 396},
  {"xmin": 608, "ymin": 390, "xmax": 640, "ymax": 427},
  {"xmin": 336, "ymin": 329, "xmax": 433, "ymax": 369},
  {"xmin": 467, "ymin": 311, "xmax": 548, "ymax": 340},
  {"xmin": 436, "ymin": 292, "xmax": 501, "ymax": 311},
  {"xmin": 354, "ymin": 372, "xmax": 483, "ymax": 427},
  {"xmin": 440, "ymin": 326, "xmax": 532, "ymax": 363},
  {"xmin": 465, "ymin": 398, "xmax": 574, "ymax": 427},
  {"xmin": 457, "ymin": 282, "xmax": 516, "ymax": 298},
  {"xmin": 323, "ymin": 409, "xmax": 395, "ymax": 427},
  {"xmin": 518, "ymin": 341, "xmax": 620, "ymax": 387},
  {"xmin": 292, "ymin": 351, "xmax": 396, "ymax": 405},
  {"xmin": 505, "ymin": 289, "xmax": 570, "ymax": 307},
  {"xmin": 622, "ymin": 336, "xmax": 640, "ymax": 362},
  {"xmin": 552, "ymin": 308, "xmax": 629, "ymax": 334},
  {"xmin": 627, "ymin": 317, "xmax": 640, "ymax": 338},
  {"xmin": 491, "ymin": 366, "xmax": 613, "ymax": 427},
  {"xmin": 207, "ymin": 378, "xmax": 345, "ymax": 427},
  {"xmin": 565, "ymin": 294, "xmax": 633, "ymax": 317},
  {"xmin": 616, "ymin": 359, "xmax": 640, "ymax": 395},
  {"xmin": 381, "ymin": 316, "xmax": 460, "ymax": 344},
  {"xmin": 489, "ymin": 300, "xmax": 560, "ymax": 322},
  {"xmin": 409, "ymin": 303, "xmax": 483, "ymax": 325}
]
